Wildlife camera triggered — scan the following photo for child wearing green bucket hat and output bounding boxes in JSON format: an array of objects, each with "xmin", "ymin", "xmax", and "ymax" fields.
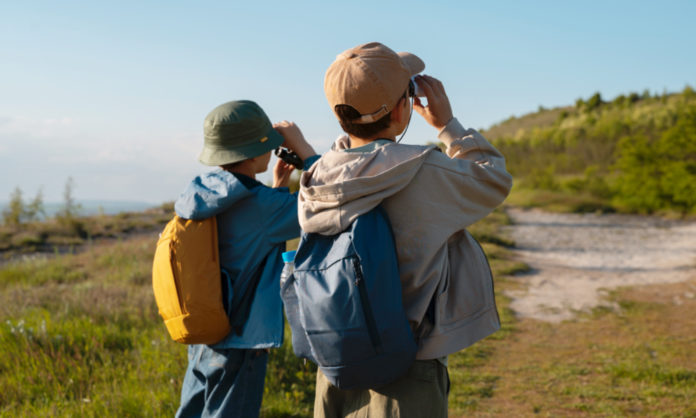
[{"xmin": 173, "ymin": 100, "xmax": 318, "ymax": 418}]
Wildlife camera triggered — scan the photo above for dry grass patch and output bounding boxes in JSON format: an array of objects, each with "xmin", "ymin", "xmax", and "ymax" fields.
[
  {"xmin": 462, "ymin": 279, "xmax": 696, "ymax": 417},
  {"xmin": 0, "ymin": 207, "xmax": 170, "ymax": 258}
]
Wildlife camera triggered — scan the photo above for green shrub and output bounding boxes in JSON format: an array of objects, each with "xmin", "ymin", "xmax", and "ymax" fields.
[
  {"xmin": 527, "ymin": 165, "xmax": 559, "ymax": 191},
  {"xmin": 10, "ymin": 232, "xmax": 45, "ymax": 248},
  {"xmin": 564, "ymin": 166, "xmax": 612, "ymax": 199},
  {"xmin": 585, "ymin": 92, "xmax": 603, "ymax": 111},
  {"xmin": 613, "ymin": 109, "xmax": 696, "ymax": 213}
]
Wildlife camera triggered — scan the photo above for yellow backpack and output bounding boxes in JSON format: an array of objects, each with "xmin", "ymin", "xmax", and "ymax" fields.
[{"xmin": 152, "ymin": 215, "xmax": 231, "ymax": 344}]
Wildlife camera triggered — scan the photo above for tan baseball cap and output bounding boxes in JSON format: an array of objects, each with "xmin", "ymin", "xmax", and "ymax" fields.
[{"xmin": 324, "ymin": 42, "xmax": 425, "ymax": 124}]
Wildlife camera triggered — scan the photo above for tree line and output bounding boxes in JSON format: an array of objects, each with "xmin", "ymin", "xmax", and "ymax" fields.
[
  {"xmin": 2, "ymin": 177, "xmax": 82, "ymax": 227},
  {"xmin": 489, "ymin": 85, "xmax": 696, "ymax": 214}
]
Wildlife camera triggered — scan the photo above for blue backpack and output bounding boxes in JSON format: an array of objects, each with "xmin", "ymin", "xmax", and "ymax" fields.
[{"xmin": 280, "ymin": 205, "xmax": 417, "ymax": 390}]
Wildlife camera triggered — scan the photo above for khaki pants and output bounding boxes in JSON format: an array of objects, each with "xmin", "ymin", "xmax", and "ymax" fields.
[{"xmin": 313, "ymin": 360, "xmax": 449, "ymax": 418}]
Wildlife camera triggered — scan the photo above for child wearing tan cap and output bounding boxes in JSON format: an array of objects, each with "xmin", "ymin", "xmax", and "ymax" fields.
[{"xmin": 298, "ymin": 42, "xmax": 513, "ymax": 417}]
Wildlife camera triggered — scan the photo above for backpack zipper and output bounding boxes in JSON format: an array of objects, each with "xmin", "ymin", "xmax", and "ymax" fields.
[{"xmin": 353, "ymin": 258, "xmax": 383, "ymax": 353}]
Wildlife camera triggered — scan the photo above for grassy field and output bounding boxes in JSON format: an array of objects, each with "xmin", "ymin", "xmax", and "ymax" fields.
[
  {"xmin": 475, "ymin": 281, "xmax": 696, "ymax": 417},
  {"xmin": 1, "ymin": 208, "xmax": 694, "ymax": 416}
]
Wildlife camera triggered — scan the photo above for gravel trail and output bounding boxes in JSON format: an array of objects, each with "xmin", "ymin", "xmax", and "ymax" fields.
[{"xmin": 504, "ymin": 208, "xmax": 696, "ymax": 322}]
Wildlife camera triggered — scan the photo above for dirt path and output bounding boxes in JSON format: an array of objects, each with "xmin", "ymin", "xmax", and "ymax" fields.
[{"xmin": 503, "ymin": 208, "xmax": 696, "ymax": 322}]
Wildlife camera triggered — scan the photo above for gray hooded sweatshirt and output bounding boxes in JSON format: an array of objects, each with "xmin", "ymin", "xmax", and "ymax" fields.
[{"xmin": 298, "ymin": 118, "xmax": 513, "ymax": 360}]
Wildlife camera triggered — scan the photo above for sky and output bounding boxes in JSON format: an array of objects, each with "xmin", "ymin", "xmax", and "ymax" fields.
[{"xmin": 1, "ymin": 0, "xmax": 694, "ymax": 204}]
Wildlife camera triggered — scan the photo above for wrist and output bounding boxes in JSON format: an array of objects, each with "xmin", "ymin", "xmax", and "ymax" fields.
[
  {"xmin": 437, "ymin": 117, "xmax": 465, "ymax": 145},
  {"xmin": 434, "ymin": 115, "xmax": 454, "ymax": 131},
  {"xmin": 293, "ymin": 143, "xmax": 316, "ymax": 161}
]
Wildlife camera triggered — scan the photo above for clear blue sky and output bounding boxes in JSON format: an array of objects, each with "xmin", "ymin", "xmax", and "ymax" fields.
[{"xmin": 1, "ymin": 0, "xmax": 694, "ymax": 204}]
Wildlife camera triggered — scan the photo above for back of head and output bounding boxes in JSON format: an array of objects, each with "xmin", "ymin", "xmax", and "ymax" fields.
[{"xmin": 324, "ymin": 42, "xmax": 425, "ymax": 138}]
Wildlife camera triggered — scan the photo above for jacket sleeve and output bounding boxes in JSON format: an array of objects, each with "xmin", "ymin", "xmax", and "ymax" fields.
[
  {"xmin": 257, "ymin": 187, "xmax": 303, "ymax": 245},
  {"xmin": 427, "ymin": 117, "xmax": 513, "ymax": 229},
  {"xmin": 261, "ymin": 154, "xmax": 322, "ymax": 244}
]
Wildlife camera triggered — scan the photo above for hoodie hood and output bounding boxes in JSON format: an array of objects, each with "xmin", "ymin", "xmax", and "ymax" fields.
[
  {"xmin": 175, "ymin": 169, "xmax": 254, "ymax": 220},
  {"xmin": 299, "ymin": 136, "xmax": 436, "ymax": 235}
]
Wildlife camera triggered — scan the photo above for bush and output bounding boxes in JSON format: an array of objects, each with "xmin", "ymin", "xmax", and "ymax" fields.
[
  {"xmin": 585, "ymin": 92, "xmax": 603, "ymax": 111},
  {"xmin": 564, "ymin": 166, "xmax": 612, "ymax": 199},
  {"xmin": 612, "ymin": 109, "xmax": 696, "ymax": 213},
  {"xmin": 3, "ymin": 187, "xmax": 24, "ymax": 227},
  {"xmin": 10, "ymin": 232, "xmax": 45, "ymax": 248},
  {"xmin": 527, "ymin": 166, "xmax": 559, "ymax": 191}
]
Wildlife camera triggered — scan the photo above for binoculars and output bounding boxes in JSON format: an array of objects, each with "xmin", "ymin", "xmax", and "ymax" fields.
[{"xmin": 274, "ymin": 147, "xmax": 304, "ymax": 170}]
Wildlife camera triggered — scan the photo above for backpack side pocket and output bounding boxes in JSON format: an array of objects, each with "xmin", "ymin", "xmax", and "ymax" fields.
[
  {"xmin": 281, "ymin": 270, "xmax": 314, "ymax": 360},
  {"xmin": 294, "ymin": 256, "xmax": 377, "ymax": 367}
]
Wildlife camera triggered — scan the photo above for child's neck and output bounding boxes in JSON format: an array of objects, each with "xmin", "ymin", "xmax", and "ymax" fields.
[
  {"xmin": 348, "ymin": 121, "xmax": 403, "ymax": 149},
  {"xmin": 223, "ymin": 164, "xmax": 256, "ymax": 179},
  {"xmin": 349, "ymin": 135, "xmax": 395, "ymax": 149}
]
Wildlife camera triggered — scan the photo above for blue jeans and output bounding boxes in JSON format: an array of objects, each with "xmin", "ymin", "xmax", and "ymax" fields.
[{"xmin": 176, "ymin": 345, "xmax": 269, "ymax": 418}]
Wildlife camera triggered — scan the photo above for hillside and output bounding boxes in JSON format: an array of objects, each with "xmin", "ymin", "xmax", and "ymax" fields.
[
  {"xmin": 482, "ymin": 106, "xmax": 570, "ymax": 141},
  {"xmin": 482, "ymin": 89, "xmax": 690, "ymax": 142},
  {"xmin": 481, "ymin": 86, "xmax": 696, "ymax": 215}
]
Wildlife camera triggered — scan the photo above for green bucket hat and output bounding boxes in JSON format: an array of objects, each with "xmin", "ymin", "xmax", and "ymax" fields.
[{"xmin": 198, "ymin": 100, "xmax": 284, "ymax": 166}]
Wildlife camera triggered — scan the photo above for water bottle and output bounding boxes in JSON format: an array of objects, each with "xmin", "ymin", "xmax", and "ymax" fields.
[{"xmin": 280, "ymin": 250, "xmax": 296, "ymax": 288}]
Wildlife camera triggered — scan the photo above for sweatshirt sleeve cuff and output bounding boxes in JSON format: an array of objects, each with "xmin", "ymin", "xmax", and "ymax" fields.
[
  {"xmin": 303, "ymin": 154, "xmax": 321, "ymax": 170},
  {"xmin": 437, "ymin": 117, "xmax": 467, "ymax": 146}
]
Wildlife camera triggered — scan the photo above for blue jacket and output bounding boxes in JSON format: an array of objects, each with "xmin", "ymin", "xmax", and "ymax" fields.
[{"xmin": 174, "ymin": 163, "xmax": 316, "ymax": 349}]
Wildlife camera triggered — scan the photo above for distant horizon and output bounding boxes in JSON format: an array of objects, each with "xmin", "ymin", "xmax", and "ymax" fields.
[{"xmin": 0, "ymin": 199, "xmax": 158, "ymax": 217}]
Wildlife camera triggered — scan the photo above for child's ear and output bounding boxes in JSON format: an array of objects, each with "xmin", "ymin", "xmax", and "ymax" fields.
[{"xmin": 390, "ymin": 97, "xmax": 409, "ymax": 125}]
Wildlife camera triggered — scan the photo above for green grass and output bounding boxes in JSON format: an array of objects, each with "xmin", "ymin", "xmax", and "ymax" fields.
[
  {"xmin": 447, "ymin": 295, "xmax": 516, "ymax": 413},
  {"xmin": 466, "ymin": 278, "xmax": 696, "ymax": 417},
  {"xmin": 3, "ymin": 208, "xmax": 694, "ymax": 416},
  {"xmin": 0, "ymin": 210, "xmax": 520, "ymax": 416},
  {"xmin": 0, "ymin": 256, "xmax": 86, "ymax": 288},
  {"xmin": 261, "ymin": 323, "xmax": 317, "ymax": 418},
  {"xmin": 0, "ymin": 233, "xmax": 324, "ymax": 417},
  {"xmin": 505, "ymin": 183, "xmax": 614, "ymax": 213},
  {"xmin": 1, "ymin": 309, "xmax": 182, "ymax": 416},
  {"xmin": 0, "ymin": 209, "xmax": 522, "ymax": 416},
  {"xmin": 0, "ymin": 236, "xmax": 186, "ymax": 416}
]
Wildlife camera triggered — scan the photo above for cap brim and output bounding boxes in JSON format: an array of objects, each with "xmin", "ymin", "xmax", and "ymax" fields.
[
  {"xmin": 198, "ymin": 127, "xmax": 284, "ymax": 166},
  {"xmin": 398, "ymin": 52, "xmax": 425, "ymax": 76}
]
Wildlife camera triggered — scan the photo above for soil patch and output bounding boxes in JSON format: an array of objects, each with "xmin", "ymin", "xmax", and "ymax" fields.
[{"xmin": 503, "ymin": 208, "xmax": 696, "ymax": 322}]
